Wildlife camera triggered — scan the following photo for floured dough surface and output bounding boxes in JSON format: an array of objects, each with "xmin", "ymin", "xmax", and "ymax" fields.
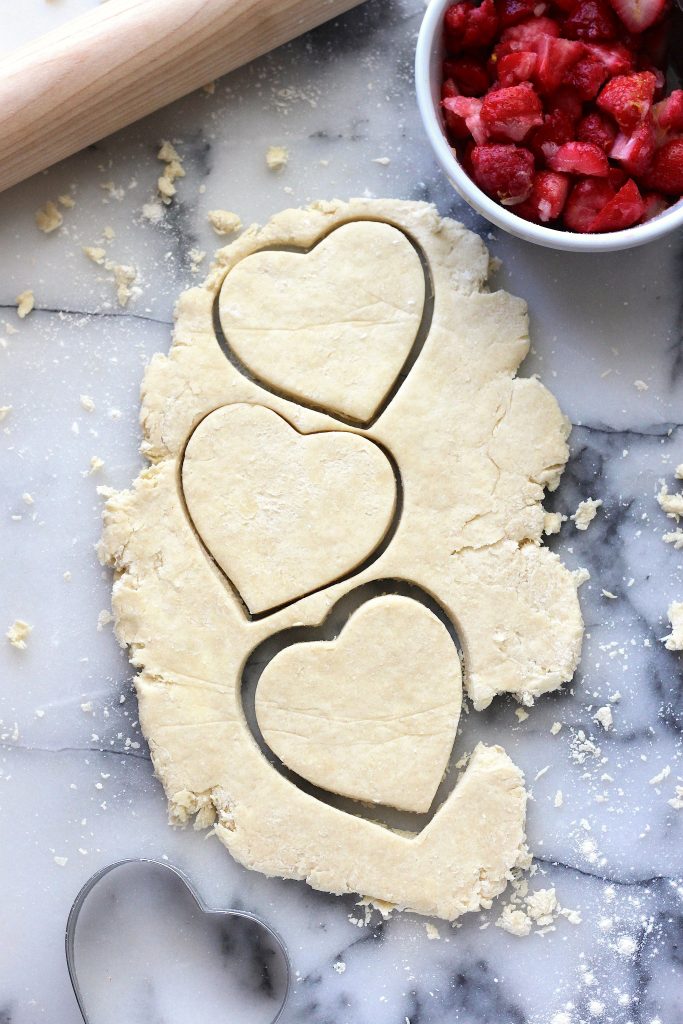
[
  {"xmin": 100, "ymin": 199, "xmax": 584, "ymax": 921},
  {"xmin": 256, "ymin": 595, "xmax": 462, "ymax": 813}
]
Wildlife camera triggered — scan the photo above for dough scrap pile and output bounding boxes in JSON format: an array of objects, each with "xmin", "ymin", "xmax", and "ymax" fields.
[{"xmin": 100, "ymin": 199, "xmax": 584, "ymax": 921}]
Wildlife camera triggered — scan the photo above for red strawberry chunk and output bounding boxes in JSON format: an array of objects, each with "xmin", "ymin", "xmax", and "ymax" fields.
[
  {"xmin": 496, "ymin": 51, "xmax": 538, "ymax": 86},
  {"xmin": 516, "ymin": 170, "xmax": 570, "ymax": 221},
  {"xmin": 480, "ymin": 83, "xmax": 543, "ymax": 141},
  {"xmin": 608, "ymin": 165, "xmax": 628, "ymax": 189},
  {"xmin": 547, "ymin": 140, "xmax": 610, "ymax": 175},
  {"xmin": 610, "ymin": 120, "xmax": 656, "ymax": 175},
  {"xmin": 471, "ymin": 143, "xmax": 536, "ymax": 203},
  {"xmin": 444, "ymin": 0, "xmax": 499, "ymax": 52},
  {"xmin": 644, "ymin": 139, "xmax": 683, "ymax": 195},
  {"xmin": 528, "ymin": 109, "xmax": 576, "ymax": 162},
  {"xmin": 597, "ymin": 71, "xmax": 657, "ymax": 132},
  {"xmin": 546, "ymin": 86, "xmax": 584, "ymax": 123},
  {"xmin": 564, "ymin": 0, "xmax": 619, "ymax": 40},
  {"xmin": 641, "ymin": 191, "xmax": 669, "ymax": 220},
  {"xmin": 577, "ymin": 111, "xmax": 618, "ymax": 150},
  {"xmin": 533, "ymin": 35, "xmax": 586, "ymax": 93},
  {"xmin": 585, "ymin": 42, "xmax": 634, "ymax": 75},
  {"xmin": 444, "ymin": 57, "xmax": 490, "ymax": 96},
  {"xmin": 605, "ymin": 0, "xmax": 669, "ymax": 33},
  {"xmin": 498, "ymin": 16, "xmax": 560, "ymax": 56},
  {"xmin": 499, "ymin": 0, "xmax": 549, "ymax": 26},
  {"xmin": 589, "ymin": 178, "xmax": 646, "ymax": 230},
  {"xmin": 653, "ymin": 90, "xmax": 683, "ymax": 134},
  {"xmin": 442, "ymin": 95, "xmax": 488, "ymax": 144},
  {"xmin": 565, "ymin": 53, "xmax": 610, "ymax": 99},
  {"xmin": 563, "ymin": 177, "xmax": 616, "ymax": 230}
]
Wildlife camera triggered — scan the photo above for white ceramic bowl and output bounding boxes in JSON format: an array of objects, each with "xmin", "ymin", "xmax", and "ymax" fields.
[{"xmin": 415, "ymin": 0, "xmax": 683, "ymax": 251}]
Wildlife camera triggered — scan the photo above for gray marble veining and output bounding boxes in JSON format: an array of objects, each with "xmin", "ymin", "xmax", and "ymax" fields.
[{"xmin": 0, "ymin": 1, "xmax": 682, "ymax": 1022}]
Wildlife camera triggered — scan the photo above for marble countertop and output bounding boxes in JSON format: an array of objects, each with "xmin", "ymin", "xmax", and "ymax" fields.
[{"xmin": 1, "ymin": 2, "xmax": 682, "ymax": 1022}]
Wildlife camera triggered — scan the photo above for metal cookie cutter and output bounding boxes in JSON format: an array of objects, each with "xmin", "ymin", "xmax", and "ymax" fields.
[{"xmin": 66, "ymin": 859, "xmax": 291, "ymax": 1024}]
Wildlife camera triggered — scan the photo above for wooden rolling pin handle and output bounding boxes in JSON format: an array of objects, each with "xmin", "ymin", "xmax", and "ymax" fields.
[{"xmin": 0, "ymin": 0, "xmax": 364, "ymax": 195}]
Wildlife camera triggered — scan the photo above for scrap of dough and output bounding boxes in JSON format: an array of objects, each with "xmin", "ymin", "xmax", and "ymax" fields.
[
  {"xmin": 16, "ymin": 290, "xmax": 34, "ymax": 318},
  {"xmin": 182, "ymin": 403, "xmax": 396, "ymax": 614},
  {"xmin": 100, "ymin": 199, "xmax": 584, "ymax": 920},
  {"xmin": 219, "ymin": 220, "xmax": 425, "ymax": 423},
  {"xmin": 6, "ymin": 620, "xmax": 32, "ymax": 649},
  {"xmin": 658, "ymin": 485, "xmax": 683, "ymax": 521},
  {"xmin": 663, "ymin": 530, "xmax": 683, "ymax": 549},
  {"xmin": 208, "ymin": 210, "xmax": 242, "ymax": 235},
  {"xmin": 256, "ymin": 596, "xmax": 462, "ymax": 812},
  {"xmin": 571, "ymin": 498, "xmax": 602, "ymax": 530},
  {"xmin": 266, "ymin": 145, "xmax": 288, "ymax": 171},
  {"xmin": 663, "ymin": 601, "xmax": 683, "ymax": 651},
  {"xmin": 35, "ymin": 201, "xmax": 63, "ymax": 233}
]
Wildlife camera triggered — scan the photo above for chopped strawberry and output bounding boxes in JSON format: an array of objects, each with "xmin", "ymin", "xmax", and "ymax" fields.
[
  {"xmin": 564, "ymin": 0, "xmax": 619, "ymax": 40},
  {"xmin": 515, "ymin": 170, "xmax": 570, "ymax": 221},
  {"xmin": 596, "ymin": 71, "xmax": 657, "ymax": 132},
  {"xmin": 444, "ymin": 0, "xmax": 499, "ymax": 52},
  {"xmin": 496, "ymin": 51, "xmax": 538, "ymax": 86},
  {"xmin": 606, "ymin": 0, "xmax": 669, "ymax": 33},
  {"xmin": 644, "ymin": 138, "xmax": 683, "ymax": 195},
  {"xmin": 585, "ymin": 42, "xmax": 634, "ymax": 75},
  {"xmin": 442, "ymin": 78, "xmax": 459, "ymax": 101},
  {"xmin": 563, "ymin": 177, "xmax": 615, "ymax": 230},
  {"xmin": 610, "ymin": 120, "xmax": 656, "ymax": 175},
  {"xmin": 497, "ymin": 16, "xmax": 560, "ymax": 56},
  {"xmin": 528, "ymin": 109, "xmax": 576, "ymax": 162},
  {"xmin": 653, "ymin": 90, "xmax": 683, "ymax": 134},
  {"xmin": 589, "ymin": 178, "xmax": 645, "ymax": 230},
  {"xmin": 533, "ymin": 35, "xmax": 586, "ymax": 94},
  {"xmin": 640, "ymin": 191, "xmax": 669, "ymax": 220},
  {"xmin": 565, "ymin": 53, "xmax": 610, "ymax": 99},
  {"xmin": 546, "ymin": 86, "xmax": 584, "ymax": 123},
  {"xmin": 608, "ymin": 165, "xmax": 628, "ymax": 189},
  {"xmin": 471, "ymin": 143, "xmax": 536, "ymax": 203},
  {"xmin": 480, "ymin": 83, "xmax": 544, "ymax": 141},
  {"xmin": 444, "ymin": 57, "xmax": 490, "ymax": 96},
  {"xmin": 442, "ymin": 95, "xmax": 488, "ymax": 143},
  {"xmin": 577, "ymin": 110, "xmax": 618, "ymax": 150},
  {"xmin": 547, "ymin": 140, "xmax": 610, "ymax": 175},
  {"xmin": 499, "ymin": 0, "xmax": 549, "ymax": 25}
]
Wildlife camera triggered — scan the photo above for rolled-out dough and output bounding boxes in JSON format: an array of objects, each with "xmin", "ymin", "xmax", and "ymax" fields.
[{"xmin": 100, "ymin": 199, "xmax": 584, "ymax": 920}]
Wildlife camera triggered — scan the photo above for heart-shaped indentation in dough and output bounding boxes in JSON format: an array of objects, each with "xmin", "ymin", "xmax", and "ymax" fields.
[
  {"xmin": 218, "ymin": 221, "xmax": 425, "ymax": 425},
  {"xmin": 182, "ymin": 404, "xmax": 398, "ymax": 616},
  {"xmin": 255, "ymin": 595, "xmax": 462, "ymax": 813}
]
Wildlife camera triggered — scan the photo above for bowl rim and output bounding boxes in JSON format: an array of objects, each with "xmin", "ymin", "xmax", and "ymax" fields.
[{"xmin": 415, "ymin": 0, "xmax": 683, "ymax": 252}]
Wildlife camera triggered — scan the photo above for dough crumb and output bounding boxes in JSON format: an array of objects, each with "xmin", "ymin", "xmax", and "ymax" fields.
[
  {"xmin": 35, "ymin": 200, "xmax": 63, "ymax": 233},
  {"xmin": 58, "ymin": 194, "xmax": 76, "ymax": 208},
  {"xmin": 543, "ymin": 511, "xmax": 565, "ymax": 535},
  {"xmin": 633, "ymin": 379, "xmax": 648, "ymax": 391},
  {"xmin": 6, "ymin": 619, "xmax": 32, "ymax": 649},
  {"xmin": 571, "ymin": 498, "xmax": 602, "ymax": 531},
  {"xmin": 425, "ymin": 922, "xmax": 440, "ymax": 940},
  {"xmin": 496, "ymin": 905, "xmax": 532, "ymax": 936},
  {"xmin": 668, "ymin": 785, "xmax": 683, "ymax": 810},
  {"xmin": 87, "ymin": 455, "xmax": 105, "ymax": 476},
  {"xmin": 663, "ymin": 601, "xmax": 683, "ymax": 651},
  {"xmin": 202, "ymin": 81, "xmax": 216, "ymax": 95},
  {"xmin": 648, "ymin": 765, "xmax": 671, "ymax": 786},
  {"xmin": 266, "ymin": 145, "xmax": 289, "ymax": 171},
  {"xmin": 83, "ymin": 246, "xmax": 106, "ymax": 265},
  {"xmin": 554, "ymin": 789, "xmax": 563, "ymax": 807},
  {"xmin": 372, "ymin": 156, "xmax": 391, "ymax": 165},
  {"xmin": 16, "ymin": 290, "xmax": 35, "ymax": 318},
  {"xmin": 550, "ymin": 721, "xmax": 562, "ymax": 735},
  {"xmin": 662, "ymin": 529, "xmax": 683, "ymax": 549},
  {"xmin": 601, "ymin": 589, "xmax": 617, "ymax": 600},
  {"xmin": 208, "ymin": 209, "xmax": 242, "ymax": 235},
  {"xmin": 157, "ymin": 140, "xmax": 185, "ymax": 204},
  {"xmin": 80, "ymin": 395, "xmax": 96, "ymax": 413},
  {"xmin": 53, "ymin": 855, "xmax": 68, "ymax": 867},
  {"xmin": 657, "ymin": 484, "xmax": 683, "ymax": 522},
  {"xmin": 675, "ymin": 464, "xmax": 683, "ymax": 480},
  {"xmin": 515, "ymin": 708, "xmax": 529, "ymax": 722},
  {"xmin": 0, "ymin": 406, "xmax": 12, "ymax": 421},
  {"xmin": 106, "ymin": 261, "xmax": 137, "ymax": 307},
  {"xmin": 333, "ymin": 960, "xmax": 346, "ymax": 973},
  {"xmin": 593, "ymin": 706, "xmax": 613, "ymax": 731}
]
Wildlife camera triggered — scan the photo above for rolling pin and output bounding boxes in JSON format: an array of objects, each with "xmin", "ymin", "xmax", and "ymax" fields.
[{"xmin": 0, "ymin": 0, "xmax": 366, "ymax": 195}]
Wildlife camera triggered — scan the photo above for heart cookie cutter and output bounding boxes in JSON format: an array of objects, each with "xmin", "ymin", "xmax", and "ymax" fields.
[{"xmin": 66, "ymin": 859, "xmax": 291, "ymax": 1024}]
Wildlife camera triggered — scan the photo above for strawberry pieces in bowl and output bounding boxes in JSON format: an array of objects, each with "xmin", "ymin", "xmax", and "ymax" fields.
[{"xmin": 438, "ymin": 0, "xmax": 682, "ymax": 234}]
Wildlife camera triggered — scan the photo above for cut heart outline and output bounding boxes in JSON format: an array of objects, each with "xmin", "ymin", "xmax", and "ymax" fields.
[
  {"xmin": 66, "ymin": 859, "xmax": 291, "ymax": 1024},
  {"xmin": 211, "ymin": 218, "xmax": 435, "ymax": 429},
  {"xmin": 240, "ymin": 579, "xmax": 464, "ymax": 835},
  {"xmin": 178, "ymin": 404, "xmax": 405, "ymax": 620}
]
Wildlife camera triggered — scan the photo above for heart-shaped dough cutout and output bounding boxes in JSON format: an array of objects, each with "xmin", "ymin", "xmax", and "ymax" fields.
[
  {"xmin": 218, "ymin": 221, "xmax": 425, "ymax": 425},
  {"xmin": 255, "ymin": 595, "xmax": 462, "ymax": 813},
  {"xmin": 182, "ymin": 404, "xmax": 397, "ymax": 615}
]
